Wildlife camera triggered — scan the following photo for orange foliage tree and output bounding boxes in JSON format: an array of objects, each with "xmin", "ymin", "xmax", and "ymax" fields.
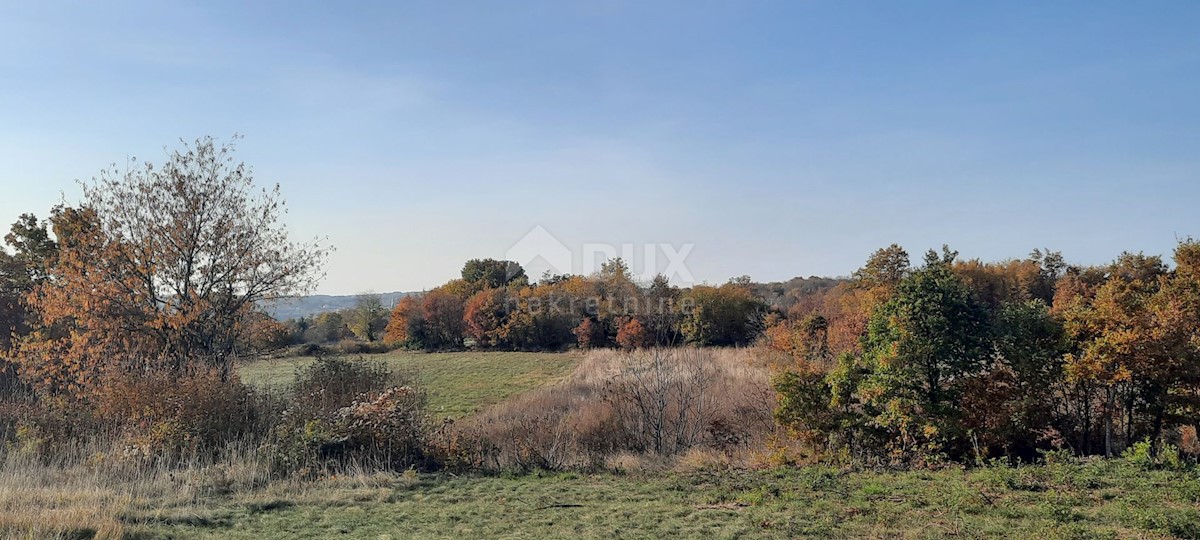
[
  {"xmin": 16, "ymin": 137, "xmax": 329, "ymax": 394},
  {"xmin": 384, "ymin": 296, "xmax": 423, "ymax": 345},
  {"xmin": 463, "ymin": 287, "xmax": 511, "ymax": 348},
  {"xmin": 615, "ymin": 317, "xmax": 651, "ymax": 350}
]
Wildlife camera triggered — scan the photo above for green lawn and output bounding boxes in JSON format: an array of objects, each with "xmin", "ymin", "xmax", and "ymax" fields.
[
  {"xmin": 239, "ymin": 350, "xmax": 579, "ymax": 418},
  {"xmin": 127, "ymin": 460, "xmax": 1200, "ymax": 539}
]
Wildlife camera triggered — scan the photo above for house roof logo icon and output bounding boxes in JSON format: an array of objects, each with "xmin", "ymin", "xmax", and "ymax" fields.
[{"xmin": 505, "ymin": 225, "xmax": 573, "ymax": 280}]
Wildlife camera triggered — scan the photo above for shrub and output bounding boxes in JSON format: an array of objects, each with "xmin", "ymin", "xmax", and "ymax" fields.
[
  {"xmin": 270, "ymin": 356, "xmax": 430, "ymax": 475},
  {"xmin": 336, "ymin": 386, "xmax": 429, "ymax": 469},
  {"xmin": 1180, "ymin": 425, "xmax": 1200, "ymax": 456},
  {"xmin": 1122, "ymin": 438, "xmax": 1186, "ymax": 470},
  {"xmin": 289, "ymin": 356, "xmax": 403, "ymax": 414},
  {"xmin": 328, "ymin": 339, "xmax": 394, "ymax": 356},
  {"xmin": 604, "ymin": 348, "xmax": 721, "ymax": 455},
  {"xmin": 447, "ymin": 387, "xmax": 605, "ymax": 471},
  {"xmin": 91, "ymin": 367, "xmax": 267, "ymax": 458}
]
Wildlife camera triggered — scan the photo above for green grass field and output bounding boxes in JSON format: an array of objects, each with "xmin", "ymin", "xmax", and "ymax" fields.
[
  {"xmin": 119, "ymin": 460, "xmax": 1200, "ymax": 539},
  {"xmin": 239, "ymin": 350, "xmax": 579, "ymax": 418}
]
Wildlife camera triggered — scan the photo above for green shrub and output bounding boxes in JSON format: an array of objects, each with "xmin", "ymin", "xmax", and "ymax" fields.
[
  {"xmin": 1122, "ymin": 438, "xmax": 1186, "ymax": 470},
  {"xmin": 1039, "ymin": 447, "xmax": 1078, "ymax": 466}
]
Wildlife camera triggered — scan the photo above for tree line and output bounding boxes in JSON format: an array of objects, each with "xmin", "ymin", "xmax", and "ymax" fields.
[
  {"xmin": 770, "ymin": 243, "xmax": 1200, "ymax": 464},
  {"xmin": 261, "ymin": 258, "xmax": 768, "ymax": 354}
]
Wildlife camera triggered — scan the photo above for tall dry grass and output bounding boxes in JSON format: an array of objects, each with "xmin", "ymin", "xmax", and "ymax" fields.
[
  {"xmin": 445, "ymin": 348, "xmax": 776, "ymax": 471},
  {"xmin": 0, "ymin": 437, "xmax": 412, "ymax": 539},
  {"xmin": 0, "ymin": 438, "xmax": 266, "ymax": 539}
]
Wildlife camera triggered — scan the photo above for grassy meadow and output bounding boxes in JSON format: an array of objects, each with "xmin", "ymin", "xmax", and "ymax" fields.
[
  {"xmin": 239, "ymin": 350, "xmax": 579, "ymax": 418},
  {"xmin": 4, "ymin": 456, "xmax": 1199, "ymax": 539}
]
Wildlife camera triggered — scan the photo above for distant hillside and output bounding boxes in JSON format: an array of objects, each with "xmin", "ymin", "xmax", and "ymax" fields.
[{"xmin": 262, "ymin": 291, "xmax": 414, "ymax": 320}]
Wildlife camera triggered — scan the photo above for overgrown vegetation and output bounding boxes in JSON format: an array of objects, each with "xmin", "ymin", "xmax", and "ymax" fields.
[{"xmin": 444, "ymin": 348, "xmax": 775, "ymax": 471}]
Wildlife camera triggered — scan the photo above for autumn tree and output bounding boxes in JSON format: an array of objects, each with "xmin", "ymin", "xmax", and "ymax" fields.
[
  {"xmin": 305, "ymin": 311, "xmax": 349, "ymax": 343},
  {"xmin": 502, "ymin": 280, "xmax": 580, "ymax": 350},
  {"xmin": 772, "ymin": 315, "xmax": 845, "ymax": 450},
  {"xmin": 643, "ymin": 274, "xmax": 682, "ymax": 345},
  {"xmin": 1061, "ymin": 247, "xmax": 1200, "ymax": 455},
  {"xmin": 239, "ymin": 309, "xmax": 294, "ymax": 353},
  {"xmin": 384, "ymin": 289, "xmax": 463, "ymax": 348},
  {"xmin": 853, "ymin": 244, "xmax": 909, "ymax": 291},
  {"xmin": 1060, "ymin": 253, "xmax": 1165, "ymax": 455},
  {"xmin": 953, "ymin": 251, "xmax": 1063, "ymax": 313},
  {"xmin": 463, "ymin": 287, "xmax": 512, "ymax": 348},
  {"xmin": 615, "ymin": 318, "xmax": 651, "ymax": 350},
  {"xmin": 416, "ymin": 289, "xmax": 466, "ymax": 350},
  {"xmin": 810, "ymin": 245, "xmax": 913, "ymax": 357},
  {"xmin": 16, "ymin": 137, "xmax": 328, "ymax": 392},
  {"xmin": 384, "ymin": 296, "xmax": 424, "ymax": 346},
  {"xmin": 573, "ymin": 317, "xmax": 603, "ymax": 349},
  {"xmin": 1151, "ymin": 240, "xmax": 1200, "ymax": 445}
]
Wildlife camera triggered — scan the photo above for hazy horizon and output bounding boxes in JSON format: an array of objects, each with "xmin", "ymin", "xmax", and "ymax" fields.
[{"xmin": 2, "ymin": 1, "xmax": 1198, "ymax": 295}]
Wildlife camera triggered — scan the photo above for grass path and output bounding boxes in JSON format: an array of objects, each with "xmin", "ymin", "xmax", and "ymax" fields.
[{"xmin": 239, "ymin": 351, "xmax": 579, "ymax": 418}]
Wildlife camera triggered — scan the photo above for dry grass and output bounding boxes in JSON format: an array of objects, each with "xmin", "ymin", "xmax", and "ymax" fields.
[
  {"xmin": 3, "ymin": 453, "xmax": 1198, "ymax": 539},
  {"xmin": 0, "ymin": 440, "xmax": 269, "ymax": 539},
  {"xmin": 450, "ymin": 347, "xmax": 776, "ymax": 471},
  {"xmin": 0, "ymin": 439, "xmax": 421, "ymax": 539},
  {"xmin": 0, "ymin": 465, "xmax": 129, "ymax": 539}
]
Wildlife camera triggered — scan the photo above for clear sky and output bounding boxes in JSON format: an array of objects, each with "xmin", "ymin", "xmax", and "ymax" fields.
[{"xmin": 2, "ymin": 1, "xmax": 1198, "ymax": 294}]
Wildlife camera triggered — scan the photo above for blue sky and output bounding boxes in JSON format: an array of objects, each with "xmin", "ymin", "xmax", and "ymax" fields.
[{"xmin": 1, "ymin": 1, "xmax": 1198, "ymax": 294}]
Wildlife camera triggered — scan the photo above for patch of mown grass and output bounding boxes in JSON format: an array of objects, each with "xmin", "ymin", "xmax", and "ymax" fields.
[
  {"xmin": 119, "ymin": 460, "xmax": 1199, "ymax": 539},
  {"xmin": 239, "ymin": 351, "xmax": 579, "ymax": 418}
]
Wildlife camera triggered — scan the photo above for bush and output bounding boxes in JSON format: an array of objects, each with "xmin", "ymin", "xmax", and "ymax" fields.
[
  {"xmin": 289, "ymin": 356, "xmax": 404, "ymax": 414},
  {"xmin": 1122, "ymin": 438, "xmax": 1186, "ymax": 470},
  {"xmin": 337, "ymin": 386, "xmax": 429, "ymax": 469},
  {"xmin": 329, "ymin": 340, "xmax": 395, "ymax": 356},
  {"xmin": 270, "ymin": 356, "xmax": 430, "ymax": 475},
  {"xmin": 91, "ymin": 367, "xmax": 268, "ymax": 458}
]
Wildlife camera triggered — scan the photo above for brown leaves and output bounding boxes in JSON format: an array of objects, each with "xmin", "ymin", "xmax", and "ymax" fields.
[{"xmin": 14, "ymin": 137, "xmax": 329, "ymax": 396}]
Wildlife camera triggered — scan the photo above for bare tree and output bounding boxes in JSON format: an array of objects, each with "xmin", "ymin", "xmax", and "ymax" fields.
[{"xmin": 607, "ymin": 348, "xmax": 718, "ymax": 455}]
